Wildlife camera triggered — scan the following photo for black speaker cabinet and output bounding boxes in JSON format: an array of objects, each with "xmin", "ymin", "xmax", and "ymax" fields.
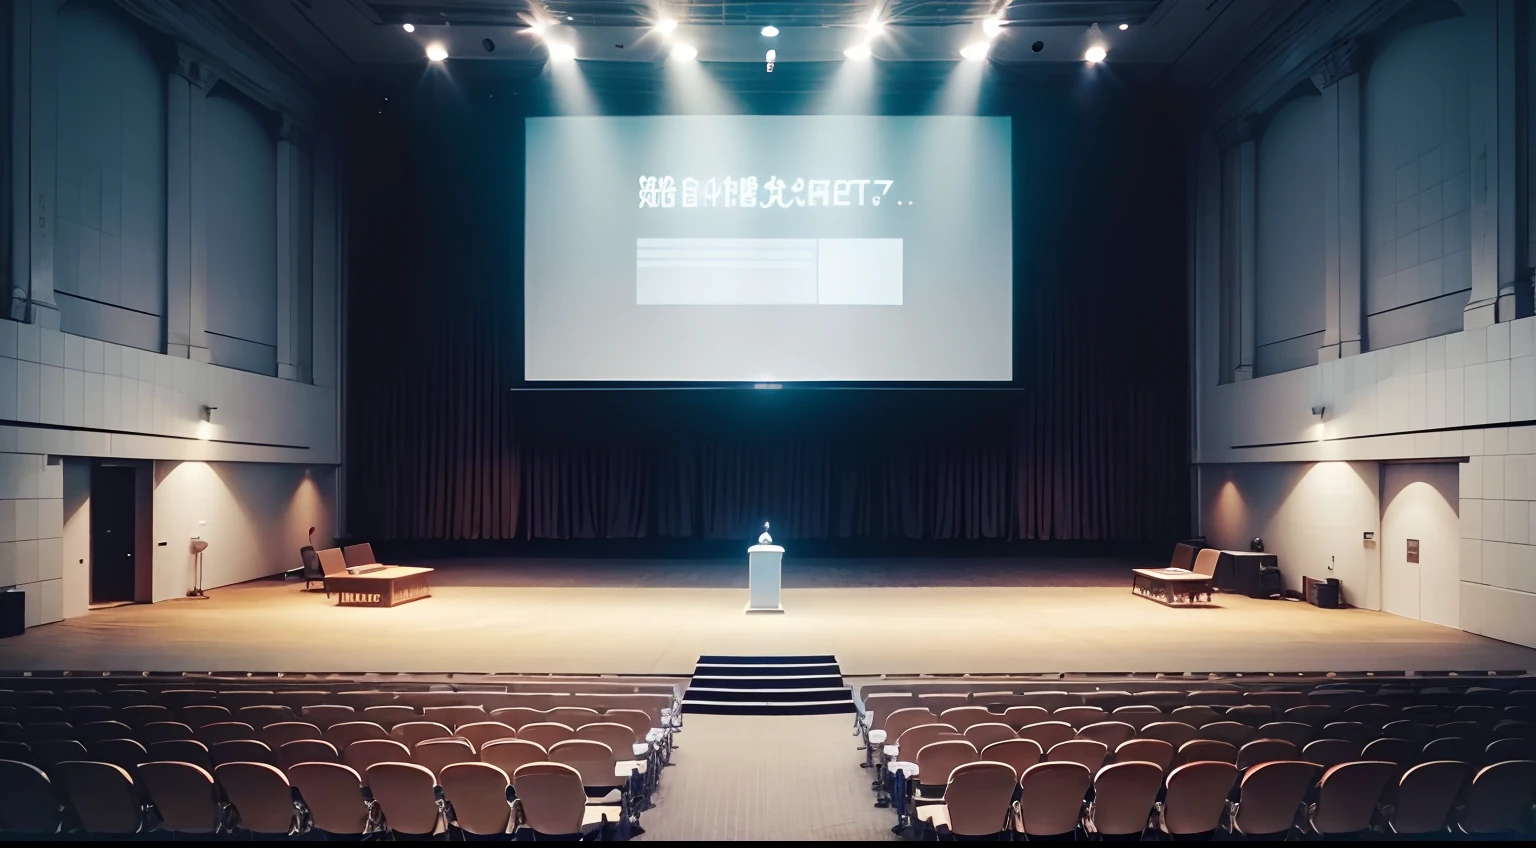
[{"xmin": 0, "ymin": 590, "xmax": 24, "ymax": 638}]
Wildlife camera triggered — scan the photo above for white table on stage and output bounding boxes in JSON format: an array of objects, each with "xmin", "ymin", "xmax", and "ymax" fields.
[{"xmin": 746, "ymin": 544, "xmax": 785, "ymax": 614}]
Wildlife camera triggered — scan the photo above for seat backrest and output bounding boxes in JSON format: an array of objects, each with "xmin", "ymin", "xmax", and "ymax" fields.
[
  {"xmin": 1054, "ymin": 706, "xmax": 1108, "ymax": 729},
  {"xmin": 262, "ymin": 722, "xmax": 322, "ymax": 749},
  {"xmin": 1283, "ymin": 705, "xmax": 1337, "ymax": 727},
  {"xmin": 1233, "ymin": 761, "xmax": 1320, "ymax": 836},
  {"xmin": 1360, "ymin": 736, "xmax": 1416, "ymax": 765},
  {"xmin": 52, "ymin": 761, "xmax": 140, "ymax": 834},
  {"xmin": 415, "ymin": 738, "xmax": 476, "ymax": 777},
  {"xmin": 140, "ymin": 721, "xmax": 195, "ymax": 744},
  {"xmin": 391, "ymin": 721, "xmax": 453, "ymax": 748},
  {"xmin": 1462, "ymin": 760, "xmax": 1536, "ymax": 834},
  {"xmin": 300, "ymin": 546, "xmax": 322, "ymax": 577},
  {"xmin": 602, "ymin": 709, "xmax": 653, "ymax": 740},
  {"xmin": 1077, "ymin": 721, "xmax": 1135, "ymax": 749},
  {"xmin": 1391, "ymin": 760, "xmax": 1471, "ymax": 834},
  {"xmin": 914, "ymin": 739, "xmax": 977, "ymax": 787},
  {"xmin": 341, "ymin": 543, "xmax": 378, "ymax": 568},
  {"xmin": 119, "ymin": 704, "xmax": 172, "ymax": 728},
  {"xmin": 1199, "ymin": 721, "xmax": 1256, "ymax": 747},
  {"xmin": 0, "ymin": 759, "xmax": 62, "ymax": 834},
  {"xmin": 1003, "ymin": 706, "xmax": 1051, "ymax": 729},
  {"xmin": 362, "ymin": 705, "xmax": 417, "ymax": 729},
  {"xmin": 440, "ymin": 762, "xmax": 512, "ymax": 836},
  {"xmin": 1114, "ymin": 738, "xmax": 1174, "ymax": 770},
  {"xmin": 423, "ymin": 705, "xmax": 488, "ymax": 730},
  {"xmin": 181, "ymin": 705, "xmax": 232, "ymax": 729},
  {"xmin": 963, "ymin": 722, "xmax": 1016, "ymax": 750},
  {"xmin": 1310, "ymin": 761, "xmax": 1397, "ymax": 835},
  {"xmin": 1171, "ymin": 706, "xmax": 1222, "ymax": 728},
  {"xmin": 942, "ymin": 761, "xmax": 1018, "ymax": 837},
  {"xmin": 138, "ymin": 760, "xmax": 221, "ymax": 833},
  {"xmin": 368, "ymin": 762, "xmax": 441, "ymax": 835},
  {"xmin": 1091, "ymin": 761, "xmax": 1163, "ymax": 837},
  {"xmin": 30, "ymin": 739, "xmax": 87, "ymax": 769},
  {"xmin": 342, "ymin": 738, "xmax": 412, "ymax": 785},
  {"xmin": 1140, "ymin": 721, "xmax": 1199, "ymax": 749},
  {"xmin": 519, "ymin": 722, "xmax": 575, "ymax": 751},
  {"xmin": 326, "ymin": 721, "xmax": 388, "ymax": 748},
  {"xmin": 1191, "ymin": 548, "xmax": 1219, "ymax": 577},
  {"xmin": 76, "ymin": 721, "xmax": 133, "ymax": 744},
  {"xmin": 513, "ymin": 762, "xmax": 588, "ymax": 836},
  {"xmin": 238, "ymin": 705, "xmax": 296, "ymax": 728},
  {"xmin": 865, "ymin": 693, "xmax": 919, "ymax": 730},
  {"xmin": 482, "ymin": 739, "xmax": 547, "ymax": 776},
  {"xmin": 979, "ymin": 738, "xmax": 1042, "ymax": 776},
  {"xmin": 1016, "ymin": 761, "xmax": 1093, "ymax": 837},
  {"xmin": 288, "ymin": 762, "xmax": 369, "ymax": 835},
  {"xmin": 278, "ymin": 738, "xmax": 339, "ymax": 771},
  {"xmin": 457, "ymin": 722, "xmax": 517, "ymax": 751},
  {"xmin": 1236, "ymin": 738, "xmax": 1300, "ymax": 770},
  {"xmin": 1485, "ymin": 737, "xmax": 1536, "ymax": 764},
  {"xmin": 1422, "ymin": 736, "xmax": 1476, "ymax": 764},
  {"xmin": 1162, "ymin": 761, "xmax": 1239, "ymax": 835},
  {"xmin": 216, "ymin": 762, "xmax": 297, "ymax": 835},
  {"xmin": 549, "ymin": 739, "xmax": 621, "ymax": 788},
  {"xmin": 1017, "ymin": 721, "xmax": 1075, "ymax": 752},
  {"xmin": 196, "ymin": 721, "xmax": 255, "ymax": 746},
  {"xmin": 1047, "ymin": 739, "xmax": 1108, "ymax": 772},
  {"xmin": 87, "ymin": 738, "xmax": 148, "ymax": 773},
  {"xmin": 1256, "ymin": 721, "xmax": 1314, "ymax": 748},
  {"xmin": 299, "ymin": 705, "xmax": 355, "ymax": 730},
  {"xmin": 1319, "ymin": 721, "xmax": 1368, "ymax": 743},
  {"xmin": 1301, "ymin": 738, "xmax": 1360, "ymax": 768},
  {"xmin": 1226, "ymin": 704, "xmax": 1274, "ymax": 726},
  {"xmin": 939, "ymin": 706, "xmax": 994, "ymax": 731},
  {"xmin": 1175, "ymin": 739, "xmax": 1237, "ymax": 767},
  {"xmin": 146, "ymin": 739, "xmax": 212, "ymax": 771},
  {"xmin": 211, "ymin": 739, "xmax": 275, "ymax": 767}
]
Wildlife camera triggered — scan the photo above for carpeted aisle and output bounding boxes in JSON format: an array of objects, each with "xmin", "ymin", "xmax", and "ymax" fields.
[{"xmin": 637, "ymin": 713, "xmax": 894, "ymax": 841}]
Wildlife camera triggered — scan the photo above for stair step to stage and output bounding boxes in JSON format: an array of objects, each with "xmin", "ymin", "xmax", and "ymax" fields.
[{"xmin": 682, "ymin": 654, "xmax": 857, "ymax": 716}]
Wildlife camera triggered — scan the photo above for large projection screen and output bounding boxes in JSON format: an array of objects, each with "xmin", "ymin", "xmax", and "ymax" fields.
[{"xmin": 524, "ymin": 115, "xmax": 1012, "ymax": 382}]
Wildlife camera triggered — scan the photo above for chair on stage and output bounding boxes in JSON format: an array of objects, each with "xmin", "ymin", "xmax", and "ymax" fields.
[
  {"xmin": 317, "ymin": 549, "xmax": 350, "ymax": 599},
  {"xmin": 297, "ymin": 546, "xmax": 325, "ymax": 591}
]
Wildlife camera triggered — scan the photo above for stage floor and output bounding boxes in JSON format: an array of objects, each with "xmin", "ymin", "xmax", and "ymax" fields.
[{"xmin": 2, "ymin": 558, "xmax": 1534, "ymax": 675}]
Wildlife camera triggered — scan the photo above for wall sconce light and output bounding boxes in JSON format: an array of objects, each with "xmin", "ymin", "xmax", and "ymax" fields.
[
  {"xmin": 200, "ymin": 405, "xmax": 217, "ymax": 423},
  {"xmin": 1311, "ymin": 405, "xmax": 1325, "ymax": 416}
]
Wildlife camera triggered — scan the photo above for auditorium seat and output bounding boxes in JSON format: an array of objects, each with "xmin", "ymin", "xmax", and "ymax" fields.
[
  {"xmin": 1304, "ymin": 760, "xmax": 1398, "ymax": 837},
  {"xmin": 980, "ymin": 738, "xmax": 1042, "ymax": 776},
  {"xmin": 1385, "ymin": 760, "xmax": 1470, "ymax": 834},
  {"xmin": 368, "ymin": 762, "xmax": 445, "ymax": 837},
  {"xmin": 261, "ymin": 721, "xmax": 323, "ymax": 749},
  {"xmin": 1084, "ymin": 761, "xmax": 1161, "ymax": 839},
  {"xmin": 1236, "ymin": 738, "xmax": 1300, "ymax": 770},
  {"xmin": 1459, "ymin": 760, "xmax": 1536, "ymax": 835},
  {"xmin": 962, "ymin": 721, "xmax": 1016, "ymax": 750},
  {"xmin": 1003, "ymin": 705, "xmax": 1051, "ymax": 728},
  {"xmin": 1047, "ymin": 739, "xmax": 1108, "ymax": 771},
  {"xmin": 481, "ymin": 739, "xmax": 548, "ymax": 777},
  {"xmin": 457, "ymin": 721, "xmax": 518, "ymax": 750},
  {"xmin": 1159, "ymin": 761, "xmax": 1238, "ymax": 838},
  {"xmin": 1361, "ymin": 736, "xmax": 1416, "ymax": 765},
  {"xmin": 391, "ymin": 720, "xmax": 453, "ymax": 748},
  {"xmin": 180, "ymin": 705, "xmax": 232, "ymax": 729},
  {"xmin": 911, "ymin": 739, "xmax": 977, "ymax": 803},
  {"xmin": 1013, "ymin": 761, "xmax": 1092, "ymax": 839},
  {"xmin": 440, "ymin": 762, "xmax": 514, "ymax": 836},
  {"xmin": 211, "ymin": 739, "xmax": 275, "ymax": 767},
  {"xmin": 0, "ymin": 759, "xmax": 63, "ymax": 835},
  {"xmin": 140, "ymin": 721, "xmax": 195, "ymax": 745},
  {"xmin": 197, "ymin": 721, "xmax": 254, "ymax": 746},
  {"xmin": 74, "ymin": 720, "xmax": 131, "ymax": 744},
  {"xmin": 1110, "ymin": 705, "xmax": 1163, "ymax": 729},
  {"xmin": 147, "ymin": 739, "xmax": 213, "ymax": 772},
  {"xmin": 1302, "ymin": 738, "xmax": 1362, "ymax": 768},
  {"xmin": 216, "ymin": 762, "xmax": 302, "ymax": 836},
  {"xmin": 277, "ymin": 738, "xmax": 339, "ymax": 771},
  {"xmin": 138, "ymin": 760, "xmax": 223, "ymax": 835},
  {"xmin": 287, "ymin": 762, "xmax": 371, "ymax": 837},
  {"xmin": 512, "ymin": 762, "xmax": 620, "ymax": 839},
  {"xmin": 0, "ymin": 740, "xmax": 32, "ymax": 764},
  {"xmin": 300, "ymin": 704, "xmax": 355, "ymax": 729},
  {"xmin": 414, "ymin": 738, "xmax": 476, "ymax": 777},
  {"xmin": 30, "ymin": 739, "xmax": 87, "ymax": 771},
  {"xmin": 119, "ymin": 704, "xmax": 171, "ymax": 728},
  {"xmin": 915, "ymin": 761, "xmax": 1016, "ymax": 838},
  {"xmin": 342, "ymin": 739, "xmax": 411, "ymax": 786},
  {"xmin": 363, "ymin": 705, "xmax": 418, "ymax": 729},
  {"xmin": 1113, "ymin": 738, "xmax": 1173, "ymax": 771},
  {"xmin": 1257, "ymin": 721, "xmax": 1314, "ymax": 747},
  {"xmin": 51, "ymin": 761, "xmax": 142, "ymax": 835},
  {"xmin": 326, "ymin": 720, "xmax": 389, "ymax": 748},
  {"xmin": 1226, "ymin": 761, "xmax": 1319, "ymax": 838},
  {"xmin": 1017, "ymin": 721, "xmax": 1074, "ymax": 752},
  {"xmin": 520, "ymin": 722, "xmax": 576, "ymax": 751},
  {"xmin": 1174, "ymin": 739, "xmax": 1237, "ymax": 768},
  {"xmin": 1139, "ymin": 721, "xmax": 1198, "ymax": 749},
  {"xmin": 938, "ymin": 706, "xmax": 992, "ymax": 731},
  {"xmin": 1170, "ymin": 705, "xmax": 1221, "ymax": 728},
  {"xmin": 1422, "ymin": 736, "xmax": 1478, "ymax": 764}
]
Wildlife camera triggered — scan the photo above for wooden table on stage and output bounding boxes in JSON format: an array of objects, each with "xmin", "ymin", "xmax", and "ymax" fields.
[
  {"xmin": 1131, "ymin": 567, "xmax": 1214, "ymax": 606},
  {"xmin": 328, "ymin": 566, "xmax": 435, "ymax": 607}
]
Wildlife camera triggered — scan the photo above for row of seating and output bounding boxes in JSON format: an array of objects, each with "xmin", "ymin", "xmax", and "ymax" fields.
[{"xmin": 1, "ymin": 756, "xmax": 627, "ymax": 839}]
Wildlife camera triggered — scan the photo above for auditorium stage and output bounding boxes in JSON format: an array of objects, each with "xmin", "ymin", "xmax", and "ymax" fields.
[{"xmin": 3, "ymin": 557, "xmax": 1534, "ymax": 676}]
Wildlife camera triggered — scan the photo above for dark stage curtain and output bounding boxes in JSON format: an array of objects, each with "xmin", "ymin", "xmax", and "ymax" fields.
[{"xmin": 346, "ymin": 66, "xmax": 1189, "ymax": 544}]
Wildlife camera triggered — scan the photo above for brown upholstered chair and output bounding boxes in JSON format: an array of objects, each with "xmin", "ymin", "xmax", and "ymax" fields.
[
  {"xmin": 979, "ymin": 738, "xmax": 1042, "ymax": 777},
  {"xmin": 1047, "ymin": 739, "xmax": 1109, "ymax": 772},
  {"xmin": 939, "ymin": 706, "xmax": 994, "ymax": 731},
  {"xmin": 912, "ymin": 739, "xmax": 978, "ymax": 800},
  {"xmin": 1140, "ymin": 721, "xmax": 1199, "ymax": 749},
  {"xmin": 963, "ymin": 722, "xmax": 1016, "ymax": 751},
  {"xmin": 1227, "ymin": 760, "xmax": 1319, "ymax": 838},
  {"xmin": 216, "ymin": 762, "xmax": 301, "ymax": 835},
  {"xmin": 1002, "ymin": 706, "xmax": 1051, "ymax": 729},
  {"xmin": 1111, "ymin": 705, "xmax": 1163, "ymax": 730},
  {"xmin": 1236, "ymin": 738, "xmax": 1300, "ymax": 770},
  {"xmin": 180, "ymin": 705, "xmax": 232, "ymax": 729},
  {"xmin": 512, "ymin": 762, "xmax": 619, "ymax": 838},
  {"xmin": 1190, "ymin": 548, "xmax": 1219, "ymax": 578},
  {"xmin": 1014, "ymin": 761, "xmax": 1092, "ymax": 838},
  {"xmin": 138, "ymin": 760, "xmax": 224, "ymax": 834},
  {"xmin": 1113, "ymin": 738, "xmax": 1174, "ymax": 771},
  {"xmin": 440, "ymin": 762, "xmax": 514, "ymax": 836},
  {"xmin": 1085, "ymin": 760, "xmax": 1162, "ymax": 838},
  {"xmin": 1077, "ymin": 721, "xmax": 1135, "ymax": 749},
  {"xmin": 1200, "ymin": 721, "xmax": 1257, "ymax": 747},
  {"xmin": 1175, "ymin": 739, "xmax": 1238, "ymax": 767},
  {"xmin": 1459, "ymin": 759, "xmax": 1536, "ymax": 835},
  {"xmin": 0, "ymin": 759, "xmax": 63, "ymax": 835},
  {"xmin": 196, "ymin": 722, "xmax": 255, "ymax": 746},
  {"xmin": 1385, "ymin": 760, "xmax": 1470, "ymax": 835},
  {"xmin": 326, "ymin": 721, "xmax": 388, "ymax": 749},
  {"xmin": 1256, "ymin": 721, "xmax": 1314, "ymax": 748},
  {"xmin": 457, "ymin": 721, "xmax": 518, "ymax": 751},
  {"xmin": 915, "ymin": 761, "xmax": 1017, "ymax": 837},
  {"xmin": 1017, "ymin": 721, "xmax": 1075, "ymax": 753},
  {"xmin": 391, "ymin": 721, "xmax": 453, "ymax": 748},
  {"xmin": 1305, "ymin": 760, "xmax": 1397, "ymax": 837},
  {"xmin": 481, "ymin": 739, "xmax": 547, "ymax": 777},
  {"xmin": 261, "ymin": 721, "xmax": 322, "ymax": 749},
  {"xmin": 1159, "ymin": 761, "xmax": 1238, "ymax": 838},
  {"xmin": 1054, "ymin": 706, "xmax": 1108, "ymax": 729},
  {"xmin": 1361, "ymin": 736, "xmax": 1416, "ymax": 766},
  {"xmin": 51, "ymin": 761, "xmax": 142, "ymax": 835},
  {"xmin": 277, "ymin": 738, "xmax": 340, "ymax": 772},
  {"xmin": 1301, "ymin": 738, "xmax": 1361, "ymax": 768},
  {"xmin": 423, "ymin": 705, "xmax": 488, "ymax": 731},
  {"xmin": 415, "ymin": 738, "xmax": 476, "ymax": 777},
  {"xmin": 75, "ymin": 721, "xmax": 133, "ymax": 744},
  {"xmin": 342, "ymin": 739, "xmax": 412, "ymax": 786},
  {"xmin": 368, "ymin": 762, "xmax": 445, "ymax": 836},
  {"xmin": 287, "ymin": 762, "xmax": 370, "ymax": 836},
  {"xmin": 299, "ymin": 705, "xmax": 355, "ymax": 730},
  {"xmin": 210, "ymin": 739, "xmax": 275, "ymax": 768}
]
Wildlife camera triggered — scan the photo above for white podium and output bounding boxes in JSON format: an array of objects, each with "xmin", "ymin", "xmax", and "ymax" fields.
[{"xmin": 746, "ymin": 544, "xmax": 785, "ymax": 614}]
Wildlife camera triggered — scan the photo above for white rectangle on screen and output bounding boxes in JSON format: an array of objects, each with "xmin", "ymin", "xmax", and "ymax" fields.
[{"xmin": 635, "ymin": 238, "xmax": 902, "ymax": 306}]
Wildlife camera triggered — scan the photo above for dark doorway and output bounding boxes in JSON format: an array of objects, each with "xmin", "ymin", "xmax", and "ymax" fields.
[{"xmin": 90, "ymin": 464, "xmax": 138, "ymax": 605}]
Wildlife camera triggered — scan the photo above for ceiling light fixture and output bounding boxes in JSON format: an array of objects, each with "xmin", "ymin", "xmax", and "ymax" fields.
[
  {"xmin": 671, "ymin": 42, "xmax": 698, "ymax": 61},
  {"xmin": 402, "ymin": 23, "xmax": 415, "ymax": 33},
  {"xmin": 1119, "ymin": 23, "xmax": 1129, "ymax": 30},
  {"xmin": 982, "ymin": 17, "xmax": 1003, "ymax": 38},
  {"xmin": 426, "ymin": 43, "xmax": 448, "ymax": 62},
  {"xmin": 657, "ymin": 18, "xmax": 678, "ymax": 34},
  {"xmin": 960, "ymin": 42, "xmax": 989, "ymax": 61},
  {"xmin": 1084, "ymin": 44, "xmax": 1107, "ymax": 63},
  {"xmin": 549, "ymin": 42, "xmax": 576, "ymax": 62},
  {"xmin": 844, "ymin": 42, "xmax": 873, "ymax": 61},
  {"xmin": 761, "ymin": 25, "xmax": 779, "ymax": 37}
]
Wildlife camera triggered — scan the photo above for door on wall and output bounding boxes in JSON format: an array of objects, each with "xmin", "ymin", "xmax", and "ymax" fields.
[
  {"xmin": 1379, "ymin": 463, "xmax": 1460, "ymax": 628},
  {"xmin": 90, "ymin": 464, "xmax": 138, "ymax": 605}
]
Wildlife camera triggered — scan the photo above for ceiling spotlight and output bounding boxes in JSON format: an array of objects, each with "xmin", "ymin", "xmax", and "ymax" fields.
[
  {"xmin": 960, "ymin": 42, "xmax": 989, "ymax": 61},
  {"xmin": 866, "ymin": 20, "xmax": 885, "ymax": 34},
  {"xmin": 402, "ymin": 23, "xmax": 415, "ymax": 33},
  {"xmin": 761, "ymin": 25, "xmax": 779, "ymax": 37},
  {"xmin": 844, "ymin": 42, "xmax": 872, "ymax": 61},
  {"xmin": 426, "ymin": 43, "xmax": 448, "ymax": 62},
  {"xmin": 982, "ymin": 17, "xmax": 1003, "ymax": 38},
  {"xmin": 656, "ymin": 18, "xmax": 678, "ymax": 34},
  {"xmin": 549, "ymin": 42, "xmax": 576, "ymax": 62},
  {"xmin": 1119, "ymin": 23, "xmax": 1129, "ymax": 30},
  {"xmin": 529, "ymin": 22, "xmax": 545, "ymax": 36},
  {"xmin": 670, "ymin": 42, "xmax": 698, "ymax": 61},
  {"xmin": 1084, "ymin": 44, "xmax": 1107, "ymax": 63}
]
